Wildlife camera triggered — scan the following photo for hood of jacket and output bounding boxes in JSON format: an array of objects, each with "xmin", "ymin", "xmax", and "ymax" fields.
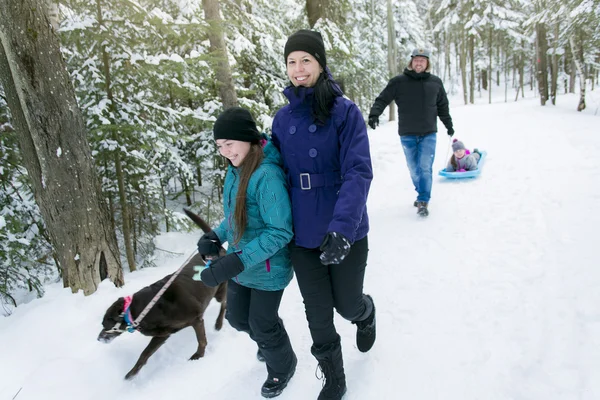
[
  {"xmin": 261, "ymin": 135, "xmax": 283, "ymax": 167},
  {"xmin": 404, "ymin": 67, "xmax": 431, "ymax": 81}
]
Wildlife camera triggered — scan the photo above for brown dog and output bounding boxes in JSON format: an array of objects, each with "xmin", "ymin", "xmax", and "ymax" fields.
[{"xmin": 97, "ymin": 210, "xmax": 226, "ymax": 379}]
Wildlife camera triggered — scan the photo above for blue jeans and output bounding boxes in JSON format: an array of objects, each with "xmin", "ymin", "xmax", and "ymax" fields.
[{"xmin": 400, "ymin": 133, "xmax": 436, "ymax": 203}]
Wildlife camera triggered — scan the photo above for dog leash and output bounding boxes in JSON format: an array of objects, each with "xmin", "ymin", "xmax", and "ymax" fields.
[{"xmin": 127, "ymin": 249, "xmax": 199, "ymax": 331}]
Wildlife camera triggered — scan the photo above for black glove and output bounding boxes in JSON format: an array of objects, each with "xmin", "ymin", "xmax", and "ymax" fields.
[
  {"xmin": 197, "ymin": 231, "xmax": 221, "ymax": 260},
  {"xmin": 200, "ymin": 253, "xmax": 244, "ymax": 287},
  {"xmin": 447, "ymin": 127, "xmax": 455, "ymax": 137},
  {"xmin": 368, "ymin": 115, "xmax": 379, "ymax": 130},
  {"xmin": 319, "ymin": 232, "xmax": 351, "ymax": 265}
]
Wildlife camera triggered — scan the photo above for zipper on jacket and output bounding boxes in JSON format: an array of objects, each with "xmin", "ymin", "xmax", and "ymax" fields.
[
  {"xmin": 235, "ymin": 249, "xmax": 244, "ymax": 283},
  {"xmin": 226, "ymin": 170, "xmax": 237, "ymax": 232}
]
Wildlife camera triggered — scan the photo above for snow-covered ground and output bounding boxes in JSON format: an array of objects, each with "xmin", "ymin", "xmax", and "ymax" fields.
[{"xmin": 1, "ymin": 88, "xmax": 599, "ymax": 400}]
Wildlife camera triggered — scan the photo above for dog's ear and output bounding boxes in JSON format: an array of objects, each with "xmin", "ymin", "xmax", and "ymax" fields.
[
  {"xmin": 101, "ymin": 297, "xmax": 126, "ymax": 330},
  {"xmin": 105, "ymin": 297, "xmax": 125, "ymax": 319},
  {"xmin": 113, "ymin": 297, "xmax": 125, "ymax": 310}
]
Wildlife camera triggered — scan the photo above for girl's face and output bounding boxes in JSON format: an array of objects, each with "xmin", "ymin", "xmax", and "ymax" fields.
[
  {"xmin": 216, "ymin": 139, "xmax": 251, "ymax": 167},
  {"xmin": 286, "ymin": 51, "xmax": 323, "ymax": 88},
  {"xmin": 454, "ymin": 149, "xmax": 466, "ymax": 158}
]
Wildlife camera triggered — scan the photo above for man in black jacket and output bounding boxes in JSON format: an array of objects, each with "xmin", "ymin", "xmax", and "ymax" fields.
[{"xmin": 368, "ymin": 49, "xmax": 454, "ymax": 217}]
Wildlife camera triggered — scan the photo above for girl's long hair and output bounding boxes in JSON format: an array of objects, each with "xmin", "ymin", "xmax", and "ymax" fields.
[
  {"xmin": 450, "ymin": 154, "xmax": 457, "ymax": 169},
  {"xmin": 233, "ymin": 142, "xmax": 263, "ymax": 244}
]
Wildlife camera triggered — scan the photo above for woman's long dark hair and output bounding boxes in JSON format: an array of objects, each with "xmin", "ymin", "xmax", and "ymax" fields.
[
  {"xmin": 295, "ymin": 68, "xmax": 344, "ymax": 125},
  {"xmin": 233, "ymin": 142, "xmax": 263, "ymax": 244}
]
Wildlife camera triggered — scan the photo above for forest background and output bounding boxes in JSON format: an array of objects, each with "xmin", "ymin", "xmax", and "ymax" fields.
[{"xmin": 1, "ymin": 0, "xmax": 598, "ymax": 308}]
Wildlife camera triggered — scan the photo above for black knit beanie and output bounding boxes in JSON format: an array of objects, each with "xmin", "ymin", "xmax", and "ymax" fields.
[
  {"xmin": 213, "ymin": 107, "xmax": 261, "ymax": 143},
  {"xmin": 284, "ymin": 30, "xmax": 327, "ymax": 68}
]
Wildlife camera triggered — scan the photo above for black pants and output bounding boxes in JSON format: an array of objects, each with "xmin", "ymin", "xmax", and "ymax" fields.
[
  {"xmin": 289, "ymin": 236, "xmax": 372, "ymax": 347},
  {"xmin": 225, "ymin": 280, "xmax": 296, "ymax": 379}
]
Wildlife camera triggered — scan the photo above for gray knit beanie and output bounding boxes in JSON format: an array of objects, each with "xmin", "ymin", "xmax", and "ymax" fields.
[{"xmin": 452, "ymin": 139, "xmax": 466, "ymax": 152}]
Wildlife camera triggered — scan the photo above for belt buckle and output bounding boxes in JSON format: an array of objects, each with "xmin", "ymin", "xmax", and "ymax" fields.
[{"xmin": 300, "ymin": 173, "xmax": 311, "ymax": 190}]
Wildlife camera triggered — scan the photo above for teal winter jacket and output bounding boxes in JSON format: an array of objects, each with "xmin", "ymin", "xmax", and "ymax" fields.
[{"xmin": 212, "ymin": 139, "xmax": 294, "ymax": 291}]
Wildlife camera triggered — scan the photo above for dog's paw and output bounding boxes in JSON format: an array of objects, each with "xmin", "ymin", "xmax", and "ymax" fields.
[
  {"xmin": 124, "ymin": 369, "xmax": 138, "ymax": 380},
  {"xmin": 189, "ymin": 350, "xmax": 205, "ymax": 360}
]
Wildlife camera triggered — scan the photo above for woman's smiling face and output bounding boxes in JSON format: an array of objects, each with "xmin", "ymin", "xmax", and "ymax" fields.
[{"xmin": 286, "ymin": 51, "xmax": 323, "ymax": 88}]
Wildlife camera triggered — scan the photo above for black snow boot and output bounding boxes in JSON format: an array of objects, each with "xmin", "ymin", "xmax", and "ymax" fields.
[
  {"xmin": 416, "ymin": 201, "xmax": 429, "ymax": 217},
  {"xmin": 257, "ymin": 348, "xmax": 266, "ymax": 362},
  {"xmin": 353, "ymin": 294, "xmax": 376, "ymax": 352},
  {"xmin": 261, "ymin": 353, "xmax": 297, "ymax": 398},
  {"xmin": 311, "ymin": 337, "xmax": 347, "ymax": 400}
]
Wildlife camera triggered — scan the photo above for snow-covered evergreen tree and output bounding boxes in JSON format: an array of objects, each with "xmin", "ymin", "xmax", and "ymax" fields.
[{"xmin": 0, "ymin": 87, "xmax": 55, "ymax": 308}]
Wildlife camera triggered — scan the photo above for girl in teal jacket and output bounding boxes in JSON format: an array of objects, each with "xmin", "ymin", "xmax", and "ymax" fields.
[{"xmin": 195, "ymin": 107, "xmax": 297, "ymax": 399}]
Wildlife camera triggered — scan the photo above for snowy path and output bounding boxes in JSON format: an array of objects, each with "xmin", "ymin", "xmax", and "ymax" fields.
[
  {"xmin": 365, "ymin": 96, "xmax": 600, "ymax": 400},
  {"xmin": 1, "ymin": 93, "xmax": 599, "ymax": 400}
]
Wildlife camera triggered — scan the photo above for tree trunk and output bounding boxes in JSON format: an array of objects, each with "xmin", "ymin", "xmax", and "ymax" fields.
[
  {"xmin": 114, "ymin": 148, "xmax": 136, "ymax": 271},
  {"xmin": 386, "ymin": 0, "xmax": 397, "ymax": 121},
  {"xmin": 460, "ymin": 28, "xmax": 468, "ymax": 105},
  {"xmin": 46, "ymin": 0, "xmax": 59, "ymax": 30},
  {"xmin": 496, "ymin": 42, "xmax": 500, "ymax": 87},
  {"xmin": 550, "ymin": 22, "xmax": 559, "ymax": 105},
  {"xmin": 504, "ymin": 51, "xmax": 508, "ymax": 102},
  {"xmin": 103, "ymin": 158, "xmax": 116, "ymax": 234},
  {"xmin": 569, "ymin": 34, "xmax": 586, "ymax": 111},
  {"xmin": 306, "ymin": 0, "xmax": 323, "ymax": 28},
  {"xmin": 160, "ymin": 178, "xmax": 170, "ymax": 232},
  {"xmin": 515, "ymin": 51, "xmax": 524, "ymax": 101},
  {"xmin": 488, "ymin": 27, "xmax": 492, "ymax": 104},
  {"xmin": 482, "ymin": 69, "xmax": 488, "ymax": 91},
  {"xmin": 202, "ymin": 0, "xmax": 238, "ymax": 109},
  {"xmin": 182, "ymin": 172, "xmax": 192, "ymax": 206},
  {"xmin": 0, "ymin": 0, "xmax": 124, "ymax": 295},
  {"xmin": 445, "ymin": 33, "xmax": 451, "ymax": 82},
  {"xmin": 96, "ymin": 0, "xmax": 136, "ymax": 272},
  {"xmin": 536, "ymin": 23, "xmax": 549, "ymax": 105},
  {"xmin": 569, "ymin": 57, "xmax": 576, "ymax": 93},
  {"xmin": 469, "ymin": 35, "xmax": 474, "ymax": 104}
]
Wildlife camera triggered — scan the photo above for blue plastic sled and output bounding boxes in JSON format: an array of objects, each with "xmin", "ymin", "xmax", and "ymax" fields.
[{"xmin": 438, "ymin": 151, "xmax": 487, "ymax": 179}]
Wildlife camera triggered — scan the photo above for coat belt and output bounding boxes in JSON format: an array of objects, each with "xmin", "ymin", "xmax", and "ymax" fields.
[{"xmin": 289, "ymin": 172, "xmax": 343, "ymax": 190}]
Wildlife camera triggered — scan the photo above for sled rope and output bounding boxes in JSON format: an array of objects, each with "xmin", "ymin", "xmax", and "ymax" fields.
[
  {"xmin": 443, "ymin": 136, "xmax": 452, "ymax": 168},
  {"xmin": 130, "ymin": 249, "xmax": 198, "ymax": 330}
]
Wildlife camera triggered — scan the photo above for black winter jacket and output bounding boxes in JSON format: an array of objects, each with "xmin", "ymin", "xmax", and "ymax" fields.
[{"xmin": 369, "ymin": 68, "xmax": 453, "ymax": 136}]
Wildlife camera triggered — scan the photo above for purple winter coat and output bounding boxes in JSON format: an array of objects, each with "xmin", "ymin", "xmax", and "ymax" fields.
[{"xmin": 271, "ymin": 86, "xmax": 373, "ymax": 249}]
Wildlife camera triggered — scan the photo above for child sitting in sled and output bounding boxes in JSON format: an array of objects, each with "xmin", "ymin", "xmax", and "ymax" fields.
[{"xmin": 446, "ymin": 139, "xmax": 481, "ymax": 172}]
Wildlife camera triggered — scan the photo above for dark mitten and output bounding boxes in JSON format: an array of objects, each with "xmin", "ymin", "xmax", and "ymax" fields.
[
  {"xmin": 319, "ymin": 232, "xmax": 351, "ymax": 265},
  {"xmin": 197, "ymin": 231, "xmax": 221, "ymax": 259},
  {"xmin": 200, "ymin": 253, "xmax": 244, "ymax": 287},
  {"xmin": 368, "ymin": 115, "xmax": 379, "ymax": 130},
  {"xmin": 447, "ymin": 127, "xmax": 455, "ymax": 137}
]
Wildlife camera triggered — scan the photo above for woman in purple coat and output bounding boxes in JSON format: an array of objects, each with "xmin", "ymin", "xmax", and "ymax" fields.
[{"xmin": 271, "ymin": 29, "xmax": 376, "ymax": 400}]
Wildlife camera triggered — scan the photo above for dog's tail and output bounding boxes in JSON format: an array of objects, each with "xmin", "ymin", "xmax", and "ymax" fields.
[{"xmin": 183, "ymin": 208, "xmax": 212, "ymax": 233}]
